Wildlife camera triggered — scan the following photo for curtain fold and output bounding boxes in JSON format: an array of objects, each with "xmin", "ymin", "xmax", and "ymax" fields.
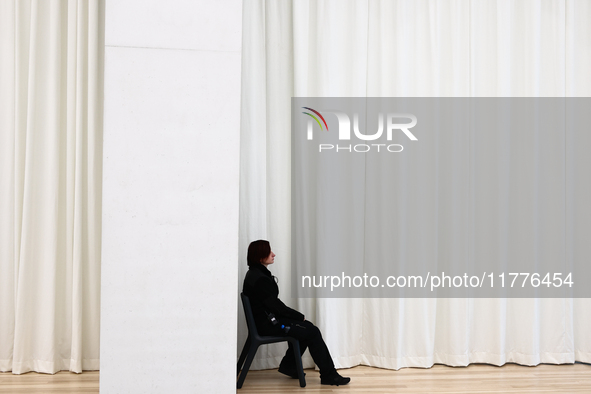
[
  {"xmin": 0, "ymin": 0, "xmax": 104, "ymax": 374},
  {"xmin": 239, "ymin": 0, "xmax": 591, "ymax": 371}
]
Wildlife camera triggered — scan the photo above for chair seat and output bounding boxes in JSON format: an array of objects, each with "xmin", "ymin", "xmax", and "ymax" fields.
[{"xmin": 257, "ymin": 335, "xmax": 288, "ymax": 343}]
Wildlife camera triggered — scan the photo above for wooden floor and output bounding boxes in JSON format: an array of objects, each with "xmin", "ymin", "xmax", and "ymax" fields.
[
  {"xmin": 0, "ymin": 371, "xmax": 99, "ymax": 393},
  {"xmin": 0, "ymin": 363, "xmax": 589, "ymax": 393},
  {"xmin": 239, "ymin": 363, "xmax": 591, "ymax": 393}
]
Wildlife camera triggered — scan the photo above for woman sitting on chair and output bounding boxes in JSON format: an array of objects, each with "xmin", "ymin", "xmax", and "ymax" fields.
[{"xmin": 243, "ymin": 239, "xmax": 350, "ymax": 386}]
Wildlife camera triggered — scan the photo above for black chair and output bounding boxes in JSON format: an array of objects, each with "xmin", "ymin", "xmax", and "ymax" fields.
[{"xmin": 237, "ymin": 293, "xmax": 306, "ymax": 388}]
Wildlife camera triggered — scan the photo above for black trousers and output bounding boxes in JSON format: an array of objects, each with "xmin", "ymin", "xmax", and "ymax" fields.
[{"xmin": 260, "ymin": 318, "xmax": 336, "ymax": 376}]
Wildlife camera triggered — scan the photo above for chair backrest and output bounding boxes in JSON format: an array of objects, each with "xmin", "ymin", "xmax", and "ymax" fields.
[{"xmin": 240, "ymin": 293, "xmax": 260, "ymax": 337}]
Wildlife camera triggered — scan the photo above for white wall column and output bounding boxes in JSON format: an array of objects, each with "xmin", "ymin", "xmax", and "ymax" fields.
[{"xmin": 100, "ymin": 1, "xmax": 242, "ymax": 392}]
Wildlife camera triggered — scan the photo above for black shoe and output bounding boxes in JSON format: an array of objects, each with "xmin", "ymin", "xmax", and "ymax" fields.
[
  {"xmin": 278, "ymin": 364, "xmax": 305, "ymax": 379},
  {"xmin": 320, "ymin": 371, "xmax": 351, "ymax": 386}
]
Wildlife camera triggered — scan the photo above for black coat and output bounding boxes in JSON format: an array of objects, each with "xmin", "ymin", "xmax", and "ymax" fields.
[{"xmin": 243, "ymin": 264, "xmax": 304, "ymax": 332}]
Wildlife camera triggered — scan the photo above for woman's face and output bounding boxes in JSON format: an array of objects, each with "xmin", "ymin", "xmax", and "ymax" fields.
[{"xmin": 261, "ymin": 250, "xmax": 276, "ymax": 266}]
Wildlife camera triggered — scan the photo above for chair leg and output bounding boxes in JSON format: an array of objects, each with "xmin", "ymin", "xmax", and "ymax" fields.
[
  {"xmin": 237, "ymin": 343, "xmax": 258, "ymax": 389},
  {"xmin": 291, "ymin": 341, "xmax": 306, "ymax": 388},
  {"xmin": 237, "ymin": 338, "xmax": 251, "ymax": 376}
]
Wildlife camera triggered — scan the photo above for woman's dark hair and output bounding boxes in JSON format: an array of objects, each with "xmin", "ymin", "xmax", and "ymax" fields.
[{"xmin": 247, "ymin": 240, "xmax": 271, "ymax": 267}]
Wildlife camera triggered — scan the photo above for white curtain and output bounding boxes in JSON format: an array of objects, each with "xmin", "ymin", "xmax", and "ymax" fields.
[
  {"xmin": 239, "ymin": 0, "xmax": 591, "ymax": 370},
  {"xmin": 0, "ymin": 0, "xmax": 104, "ymax": 374}
]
